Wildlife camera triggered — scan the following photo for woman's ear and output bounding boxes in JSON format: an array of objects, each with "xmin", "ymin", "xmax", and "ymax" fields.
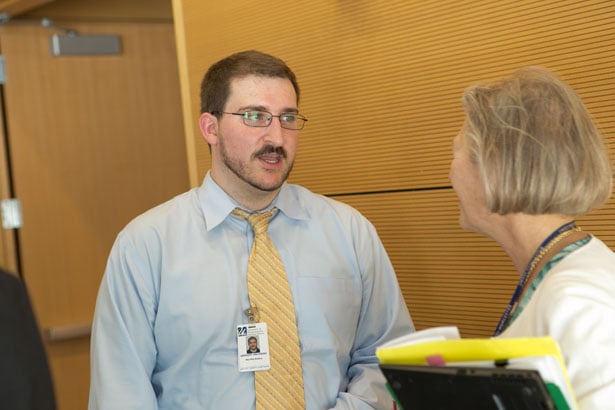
[{"xmin": 199, "ymin": 112, "xmax": 218, "ymax": 146}]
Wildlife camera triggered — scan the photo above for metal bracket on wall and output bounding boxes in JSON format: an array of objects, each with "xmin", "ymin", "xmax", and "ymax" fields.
[
  {"xmin": 44, "ymin": 322, "xmax": 92, "ymax": 342},
  {"xmin": 49, "ymin": 33, "xmax": 122, "ymax": 56},
  {"xmin": 0, "ymin": 55, "xmax": 5, "ymax": 84},
  {"xmin": 0, "ymin": 16, "xmax": 121, "ymax": 57},
  {"xmin": 1, "ymin": 198, "xmax": 22, "ymax": 229}
]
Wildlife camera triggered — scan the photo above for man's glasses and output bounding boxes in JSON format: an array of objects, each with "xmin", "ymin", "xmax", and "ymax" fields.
[{"xmin": 214, "ymin": 110, "xmax": 308, "ymax": 130}]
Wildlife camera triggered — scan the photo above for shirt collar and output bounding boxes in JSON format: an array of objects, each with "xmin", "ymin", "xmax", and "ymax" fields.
[{"xmin": 198, "ymin": 172, "xmax": 309, "ymax": 231}]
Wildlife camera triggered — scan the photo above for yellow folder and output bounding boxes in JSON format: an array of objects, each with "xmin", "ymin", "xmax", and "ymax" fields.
[{"xmin": 376, "ymin": 327, "xmax": 577, "ymax": 409}]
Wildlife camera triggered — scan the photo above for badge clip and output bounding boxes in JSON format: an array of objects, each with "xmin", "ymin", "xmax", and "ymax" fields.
[{"xmin": 245, "ymin": 306, "xmax": 260, "ymax": 323}]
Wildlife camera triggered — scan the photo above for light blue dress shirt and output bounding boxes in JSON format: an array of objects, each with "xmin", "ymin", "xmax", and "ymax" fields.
[{"xmin": 89, "ymin": 172, "xmax": 414, "ymax": 410}]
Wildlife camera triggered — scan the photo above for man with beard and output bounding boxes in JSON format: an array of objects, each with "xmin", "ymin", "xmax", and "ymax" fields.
[
  {"xmin": 89, "ymin": 50, "xmax": 414, "ymax": 410},
  {"xmin": 246, "ymin": 337, "xmax": 260, "ymax": 354}
]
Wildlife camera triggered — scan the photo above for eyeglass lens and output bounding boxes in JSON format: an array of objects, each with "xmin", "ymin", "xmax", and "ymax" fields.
[{"xmin": 242, "ymin": 111, "xmax": 306, "ymax": 130}]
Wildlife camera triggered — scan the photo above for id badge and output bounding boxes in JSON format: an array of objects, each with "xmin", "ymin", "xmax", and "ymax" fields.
[{"xmin": 237, "ymin": 322, "xmax": 270, "ymax": 372}]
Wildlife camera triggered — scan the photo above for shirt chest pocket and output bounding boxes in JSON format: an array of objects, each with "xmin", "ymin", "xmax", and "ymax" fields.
[{"xmin": 294, "ymin": 276, "xmax": 361, "ymax": 343}]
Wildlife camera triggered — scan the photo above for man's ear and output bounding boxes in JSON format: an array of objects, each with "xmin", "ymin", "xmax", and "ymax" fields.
[{"xmin": 199, "ymin": 112, "xmax": 218, "ymax": 145}]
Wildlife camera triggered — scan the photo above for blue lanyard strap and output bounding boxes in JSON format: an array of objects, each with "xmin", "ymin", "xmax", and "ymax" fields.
[
  {"xmin": 493, "ymin": 220, "xmax": 577, "ymax": 336},
  {"xmin": 510, "ymin": 236, "xmax": 590, "ymax": 324}
]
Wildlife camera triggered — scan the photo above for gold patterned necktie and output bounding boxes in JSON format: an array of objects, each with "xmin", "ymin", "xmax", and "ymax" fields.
[{"xmin": 232, "ymin": 207, "xmax": 305, "ymax": 409}]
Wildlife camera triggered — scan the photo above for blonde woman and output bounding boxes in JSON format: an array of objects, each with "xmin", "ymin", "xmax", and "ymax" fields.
[{"xmin": 449, "ymin": 66, "xmax": 615, "ymax": 409}]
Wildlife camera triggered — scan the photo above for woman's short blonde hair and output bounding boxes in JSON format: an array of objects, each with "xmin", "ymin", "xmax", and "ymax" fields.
[{"xmin": 462, "ymin": 66, "xmax": 612, "ymax": 216}]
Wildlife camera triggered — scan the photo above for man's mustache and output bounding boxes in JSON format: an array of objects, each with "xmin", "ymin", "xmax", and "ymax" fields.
[{"xmin": 254, "ymin": 145, "xmax": 287, "ymax": 158}]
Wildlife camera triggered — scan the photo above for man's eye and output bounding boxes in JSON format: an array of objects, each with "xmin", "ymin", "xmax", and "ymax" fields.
[
  {"xmin": 245, "ymin": 111, "xmax": 265, "ymax": 121},
  {"xmin": 281, "ymin": 114, "xmax": 297, "ymax": 122}
]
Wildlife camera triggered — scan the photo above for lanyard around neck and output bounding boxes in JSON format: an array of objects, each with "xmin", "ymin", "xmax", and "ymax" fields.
[{"xmin": 493, "ymin": 220, "xmax": 577, "ymax": 336}]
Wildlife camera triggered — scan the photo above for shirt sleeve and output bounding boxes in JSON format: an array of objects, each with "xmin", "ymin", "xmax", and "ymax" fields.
[
  {"xmin": 537, "ymin": 270, "xmax": 615, "ymax": 409},
  {"xmin": 330, "ymin": 215, "xmax": 414, "ymax": 409},
  {"xmin": 89, "ymin": 230, "xmax": 160, "ymax": 410}
]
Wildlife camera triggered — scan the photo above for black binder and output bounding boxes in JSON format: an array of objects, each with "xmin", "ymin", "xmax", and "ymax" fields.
[{"xmin": 381, "ymin": 364, "xmax": 557, "ymax": 410}]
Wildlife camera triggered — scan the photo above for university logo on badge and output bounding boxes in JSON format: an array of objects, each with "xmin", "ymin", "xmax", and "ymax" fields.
[{"xmin": 237, "ymin": 326, "xmax": 247, "ymax": 336}]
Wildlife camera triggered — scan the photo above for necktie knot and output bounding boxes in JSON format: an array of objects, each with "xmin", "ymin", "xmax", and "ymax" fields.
[{"xmin": 232, "ymin": 207, "xmax": 276, "ymax": 236}]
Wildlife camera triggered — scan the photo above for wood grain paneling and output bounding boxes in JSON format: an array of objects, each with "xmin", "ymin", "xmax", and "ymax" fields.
[
  {"xmin": 19, "ymin": 0, "xmax": 172, "ymax": 20},
  {"xmin": 173, "ymin": 0, "xmax": 615, "ymax": 338},
  {"xmin": 0, "ymin": 21, "xmax": 188, "ymax": 410},
  {"xmin": 334, "ymin": 191, "xmax": 615, "ymax": 337}
]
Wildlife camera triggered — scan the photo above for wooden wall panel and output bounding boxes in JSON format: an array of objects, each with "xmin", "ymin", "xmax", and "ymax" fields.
[
  {"xmin": 334, "ymin": 190, "xmax": 516, "ymax": 337},
  {"xmin": 173, "ymin": 0, "xmax": 615, "ymax": 337},
  {"xmin": 19, "ymin": 0, "xmax": 172, "ymax": 20},
  {"xmin": 173, "ymin": 0, "xmax": 614, "ymax": 192},
  {"xmin": 1, "ymin": 21, "xmax": 188, "ymax": 410},
  {"xmin": 335, "ymin": 191, "xmax": 615, "ymax": 337}
]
